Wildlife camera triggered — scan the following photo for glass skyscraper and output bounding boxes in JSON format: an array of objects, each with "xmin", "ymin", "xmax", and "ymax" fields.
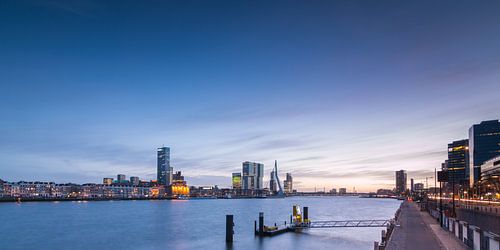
[
  {"xmin": 157, "ymin": 147, "xmax": 172, "ymax": 186},
  {"xmin": 468, "ymin": 120, "xmax": 500, "ymax": 187}
]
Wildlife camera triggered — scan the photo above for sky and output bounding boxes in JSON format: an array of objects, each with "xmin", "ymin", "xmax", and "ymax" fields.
[{"xmin": 1, "ymin": 0, "xmax": 499, "ymax": 192}]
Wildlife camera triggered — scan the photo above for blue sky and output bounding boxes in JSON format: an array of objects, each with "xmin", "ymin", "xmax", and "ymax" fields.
[{"xmin": 1, "ymin": 0, "xmax": 499, "ymax": 191}]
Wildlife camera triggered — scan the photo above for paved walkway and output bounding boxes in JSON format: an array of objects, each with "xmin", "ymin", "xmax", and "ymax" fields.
[{"xmin": 386, "ymin": 202, "xmax": 467, "ymax": 250}]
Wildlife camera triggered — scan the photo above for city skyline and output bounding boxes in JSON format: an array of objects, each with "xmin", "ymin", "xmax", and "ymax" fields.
[{"xmin": 1, "ymin": 1, "xmax": 500, "ymax": 192}]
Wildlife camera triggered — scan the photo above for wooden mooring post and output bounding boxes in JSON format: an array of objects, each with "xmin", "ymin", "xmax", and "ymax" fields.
[
  {"xmin": 226, "ymin": 214, "xmax": 234, "ymax": 243},
  {"xmin": 258, "ymin": 212, "xmax": 264, "ymax": 235}
]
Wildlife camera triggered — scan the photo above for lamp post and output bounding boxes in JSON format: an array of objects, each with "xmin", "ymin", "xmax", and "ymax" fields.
[{"xmin": 451, "ymin": 169, "xmax": 456, "ymax": 217}]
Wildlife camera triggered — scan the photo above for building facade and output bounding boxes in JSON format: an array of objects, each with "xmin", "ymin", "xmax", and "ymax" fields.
[
  {"xmin": 447, "ymin": 139, "xmax": 469, "ymax": 186},
  {"xmin": 130, "ymin": 176, "xmax": 140, "ymax": 186},
  {"xmin": 117, "ymin": 174, "xmax": 126, "ymax": 183},
  {"xmin": 480, "ymin": 155, "xmax": 500, "ymax": 196},
  {"xmin": 103, "ymin": 178, "xmax": 113, "ymax": 185},
  {"xmin": 395, "ymin": 170, "xmax": 407, "ymax": 195},
  {"xmin": 414, "ymin": 183, "xmax": 424, "ymax": 192},
  {"xmin": 170, "ymin": 171, "xmax": 189, "ymax": 196},
  {"xmin": 284, "ymin": 173, "xmax": 293, "ymax": 194},
  {"xmin": 0, "ymin": 180, "xmax": 164, "ymax": 200},
  {"xmin": 468, "ymin": 120, "xmax": 500, "ymax": 187},
  {"xmin": 232, "ymin": 173, "xmax": 242, "ymax": 190},
  {"xmin": 157, "ymin": 147, "xmax": 172, "ymax": 186},
  {"xmin": 269, "ymin": 170, "xmax": 277, "ymax": 193},
  {"xmin": 242, "ymin": 162, "xmax": 264, "ymax": 190}
]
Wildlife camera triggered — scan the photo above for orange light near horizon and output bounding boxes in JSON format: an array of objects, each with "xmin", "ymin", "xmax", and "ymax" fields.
[
  {"xmin": 172, "ymin": 185, "xmax": 189, "ymax": 195},
  {"xmin": 151, "ymin": 188, "xmax": 159, "ymax": 197}
]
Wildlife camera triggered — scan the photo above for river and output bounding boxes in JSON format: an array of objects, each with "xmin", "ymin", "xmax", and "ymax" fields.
[{"xmin": 0, "ymin": 196, "xmax": 401, "ymax": 250}]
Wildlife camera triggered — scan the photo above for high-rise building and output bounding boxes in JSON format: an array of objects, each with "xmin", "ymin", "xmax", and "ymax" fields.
[
  {"xmin": 339, "ymin": 188, "xmax": 347, "ymax": 195},
  {"xmin": 103, "ymin": 178, "xmax": 113, "ymax": 185},
  {"xmin": 330, "ymin": 188, "xmax": 337, "ymax": 194},
  {"xmin": 117, "ymin": 174, "xmax": 126, "ymax": 183},
  {"xmin": 157, "ymin": 147, "xmax": 172, "ymax": 186},
  {"xmin": 269, "ymin": 170, "xmax": 277, "ymax": 193},
  {"xmin": 130, "ymin": 176, "xmax": 140, "ymax": 186},
  {"xmin": 284, "ymin": 173, "xmax": 293, "ymax": 193},
  {"xmin": 447, "ymin": 139, "xmax": 469, "ymax": 186},
  {"xmin": 395, "ymin": 170, "xmax": 407, "ymax": 195},
  {"xmin": 242, "ymin": 162, "xmax": 264, "ymax": 190},
  {"xmin": 232, "ymin": 173, "xmax": 242, "ymax": 189},
  {"xmin": 468, "ymin": 120, "xmax": 500, "ymax": 187},
  {"xmin": 410, "ymin": 178, "xmax": 414, "ymax": 193}
]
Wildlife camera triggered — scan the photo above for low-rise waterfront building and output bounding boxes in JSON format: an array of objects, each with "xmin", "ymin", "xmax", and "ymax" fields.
[
  {"xmin": 0, "ymin": 179, "xmax": 164, "ymax": 200},
  {"xmin": 0, "ymin": 179, "xmax": 4, "ymax": 198},
  {"xmin": 117, "ymin": 174, "xmax": 126, "ymax": 183},
  {"xmin": 103, "ymin": 178, "xmax": 113, "ymax": 185},
  {"xmin": 414, "ymin": 183, "xmax": 424, "ymax": 192},
  {"xmin": 130, "ymin": 176, "xmax": 140, "ymax": 186},
  {"xmin": 376, "ymin": 189, "xmax": 394, "ymax": 196}
]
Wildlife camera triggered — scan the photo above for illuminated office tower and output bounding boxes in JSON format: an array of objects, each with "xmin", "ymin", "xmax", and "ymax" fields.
[
  {"xmin": 468, "ymin": 120, "xmax": 500, "ymax": 187},
  {"xmin": 447, "ymin": 139, "xmax": 469, "ymax": 186},
  {"xmin": 157, "ymin": 147, "xmax": 172, "ymax": 186}
]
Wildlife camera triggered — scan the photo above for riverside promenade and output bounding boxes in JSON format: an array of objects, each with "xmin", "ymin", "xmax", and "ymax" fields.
[{"xmin": 386, "ymin": 201, "xmax": 467, "ymax": 250}]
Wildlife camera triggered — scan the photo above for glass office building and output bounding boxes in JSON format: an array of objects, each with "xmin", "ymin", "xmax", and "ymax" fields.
[
  {"xmin": 447, "ymin": 139, "xmax": 469, "ymax": 186},
  {"xmin": 468, "ymin": 120, "xmax": 500, "ymax": 187},
  {"xmin": 157, "ymin": 147, "xmax": 172, "ymax": 186}
]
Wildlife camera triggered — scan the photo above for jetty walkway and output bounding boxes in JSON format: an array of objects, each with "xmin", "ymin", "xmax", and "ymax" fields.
[{"xmin": 386, "ymin": 201, "xmax": 467, "ymax": 250}]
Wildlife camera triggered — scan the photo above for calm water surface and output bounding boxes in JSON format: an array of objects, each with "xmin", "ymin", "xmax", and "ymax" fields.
[{"xmin": 0, "ymin": 196, "xmax": 401, "ymax": 250}]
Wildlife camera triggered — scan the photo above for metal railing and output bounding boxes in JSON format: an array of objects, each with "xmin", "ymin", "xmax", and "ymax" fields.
[{"xmin": 293, "ymin": 219, "xmax": 391, "ymax": 228}]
